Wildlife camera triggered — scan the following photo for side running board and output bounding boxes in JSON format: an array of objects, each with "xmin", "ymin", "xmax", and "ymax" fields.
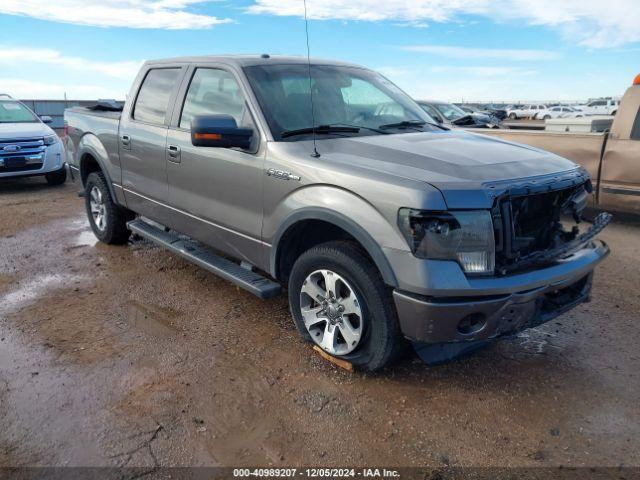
[{"xmin": 127, "ymin": 219, "xmax": 281, "ymax": 300}]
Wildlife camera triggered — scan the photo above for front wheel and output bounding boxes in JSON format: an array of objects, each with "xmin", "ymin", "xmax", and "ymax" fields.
[
  {"xmin": 45, "ymin": 167, "xmax": 67, "ymax": 186},
  {"xmin": 508, "ymin": 113, "xmax": 517, "ymax": 120},
  {"xmin": 288, "ymin": 241, "xmax": 404, "ymax": 371},
  {"xmin": 85, "ymin": 171, "xmax": 132, "ymax": 244}
]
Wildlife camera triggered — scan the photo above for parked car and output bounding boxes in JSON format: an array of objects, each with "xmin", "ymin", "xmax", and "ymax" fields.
[
  {"xmin": 65, "ymin": 55, "xmax": 610, "ymax": 370},
  {"xmin": 534, "ymin": 106, "xmax": 583, "ymax": 120},
  {"xmin": 417, "ymin": 100, "xmax": 500, "ymax": 128},
  {"xmin": 480, "ymin": 104, "xmax": 508, "ymax": 120},
  {"xmin": 575, "ymin": 98, "xmax": 620, "ymax": 116},
  {"xmin": 506, "ymin": 104, "xmax": 548, "ymax": 120},
  {"xmin": 481, "ymin": 74, "xmax": 640, "ymax": 215},
  {"xmin": 0, "ymin": 94, "xmax": 67, "ymax": 185}
]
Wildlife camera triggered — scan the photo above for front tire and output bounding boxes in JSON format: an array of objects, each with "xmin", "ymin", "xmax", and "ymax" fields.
[
  {"xmin": 45, "ymin": 167, "xmax": 67, "ymax": 186},
  {"xmin": 85, "ymin": 171, "xmax": 132, "ymax": 245},
  {"xmin": 509, "ymin": 113, "xmax": 517, "ymax": 120},
  {"xmin": 288, "ymin": 241, "xmax": 403, "ymax": 371}
]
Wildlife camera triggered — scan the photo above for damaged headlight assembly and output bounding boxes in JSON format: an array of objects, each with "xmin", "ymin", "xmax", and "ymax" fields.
[{"xmin": 398, "ymin": 208, "xmax": 495, "ymax": 274}]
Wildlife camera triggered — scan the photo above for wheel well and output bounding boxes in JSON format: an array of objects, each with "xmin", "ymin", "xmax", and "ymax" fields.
[
  {"xmin": 276, "ymin": 219, "xmax": 374, "ymax": 282},
  {"xmin": 80, "ymin": 153, "xmax": 102, "ymax": 186}
]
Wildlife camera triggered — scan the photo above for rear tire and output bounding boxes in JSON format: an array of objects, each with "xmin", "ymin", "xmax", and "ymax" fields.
[
  {"xmin": 509, "ymin": 113, "xmax": 517, "ymax": 120},
  {"xmin": 288, "ymin": 241, "xmax": 404, "ymax": 372},
  {"xmin": 543, "ymin": 115, "xmax": 551, "ymax": 120},
  {"xmin": 45, "ymin": 167, "xmax": 67, "ymax": 186},
  {"xmin": 85, "ymin": 171, "xmax": 132, "ymax": 245}
]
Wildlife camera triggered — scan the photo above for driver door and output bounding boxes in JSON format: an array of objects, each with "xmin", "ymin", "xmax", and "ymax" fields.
[{"xmin": 164, "ymin": 66, "xmax": 266, "ymax": 267}]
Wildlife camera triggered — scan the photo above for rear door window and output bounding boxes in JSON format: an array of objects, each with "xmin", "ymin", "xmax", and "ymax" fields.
[{"xmin": 133, "ymin": 68, "xmax": 182, "ymax": 125}]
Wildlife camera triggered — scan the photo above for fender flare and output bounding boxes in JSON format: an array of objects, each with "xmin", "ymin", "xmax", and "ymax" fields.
[{"xmin": 270, "ymin": 207, "xmax": 398, "ymax": 287}]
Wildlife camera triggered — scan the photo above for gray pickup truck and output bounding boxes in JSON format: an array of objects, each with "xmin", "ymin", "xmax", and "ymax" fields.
[{"xmin": 65, "ymin": 55, "xmax": 611, "ymax": 370}]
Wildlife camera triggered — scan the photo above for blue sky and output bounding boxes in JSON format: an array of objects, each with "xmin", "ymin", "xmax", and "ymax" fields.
[{"xmin": 0, "ymin": 0, "xmax": 638, "ymax": 101}]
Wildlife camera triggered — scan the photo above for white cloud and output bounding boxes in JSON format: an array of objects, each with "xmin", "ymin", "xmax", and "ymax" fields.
[
  {"xmin": 401, "ymin": 45, "xmax": 559, "ymax": 61},
  {"xmin": 0, "ymin": 47, "xmax": 141, "ymax": 80},
  {"xmin": 248, "ymin": 0, "xmax": 640, "ymax": 48},
  {"xmin": 0, "ymin": 0, "xmax": 231, "ymax": 29}
]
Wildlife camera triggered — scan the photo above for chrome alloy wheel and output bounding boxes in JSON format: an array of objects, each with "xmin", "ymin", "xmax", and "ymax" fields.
[
  {"xmin": 89, "ymin": 186, "xmax": 107, "ymax": 232},
  {"xmin": 299, "ymin": 269, "xmax": 364, "ymax": 356}
]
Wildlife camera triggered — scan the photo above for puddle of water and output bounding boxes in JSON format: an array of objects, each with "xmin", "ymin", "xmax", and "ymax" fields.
[
  {"xmin": 0, "ymin": 274, "xmax": 81, "ymax": 319},
  {"xmin": 126, "ymin": 300, "xmax": 179, "ymax": 338},
  {"xmin": 74, "ymin": 230, "xmax": 99, "ymax": 247}
]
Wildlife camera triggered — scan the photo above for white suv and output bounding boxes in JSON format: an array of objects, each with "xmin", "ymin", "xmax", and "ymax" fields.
[
  {"xmin": 576, "ymin": 99, "xmax": 620, "ymax": 116},
  {"xmin": 0, "ymin": 95, "xmax": 66, "ymax": 184},
  {"xmin": 507, "ymin": 104, "xmax": 548, "ymax": 120}
]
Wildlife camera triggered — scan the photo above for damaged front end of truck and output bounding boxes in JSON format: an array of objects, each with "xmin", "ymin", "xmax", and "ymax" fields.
[{"xmin": 409, "ymin": 168, "xmax": 612, "ymax": 365}]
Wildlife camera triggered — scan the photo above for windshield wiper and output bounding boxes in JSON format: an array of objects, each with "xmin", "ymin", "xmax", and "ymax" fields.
[
  {"xmin": 379, "ymin": 120, "xmax": 449, "ymax": 131},
  {"xmin": 378, "ymin": 120, "xmax": 427, "ymax": 130},
  {"xmin": 281, "ymin": 125, "xmax": 360, "ymax": 139},
  {"xmin": 330, "ymin": 123, "xmax": 390, "ymax": 134}
]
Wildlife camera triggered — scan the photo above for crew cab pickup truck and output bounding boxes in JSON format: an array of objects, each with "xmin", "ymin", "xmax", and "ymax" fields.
[
  {"xmin": 0, "ymin": 94, "xmax": 67, "ymax": 184},
  {"xmin": 64, "ymin": 56, "xmax": 611, "ymax": 370},
  {"xmin": 482, "ymin": 75, "xmax": 640, "ymax": 215}
]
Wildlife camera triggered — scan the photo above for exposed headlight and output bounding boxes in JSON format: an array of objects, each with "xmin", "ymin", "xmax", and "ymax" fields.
[
  {"xmin": 43, "ymin": 135, "xmax": 58, "ymax": 146},
  {"xmin": 398, "ymin": 208, "xmax": 495, "ymax": 274}
]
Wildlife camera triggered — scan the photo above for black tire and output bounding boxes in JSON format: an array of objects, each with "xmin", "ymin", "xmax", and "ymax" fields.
[
  {"xmin": 543, "ymin": 115, "xmax": 551, "ymax": 120},
  {"xmin": 288, "ymin": 241, "xmax": 404, "ymax": 371},
  {"xmin": 85, "ymin": 171, "xmax": 132, "ymax": 245},
  {"xmin": 509, "ymin": 113, "xmax": 517, "ymax": 120},
  {"xmin": 45, "ymin": 167, "xmax": 67, "ymax": 186}
]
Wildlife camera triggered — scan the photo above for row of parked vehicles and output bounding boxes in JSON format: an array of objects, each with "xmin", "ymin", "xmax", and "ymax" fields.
[
  {"xmin": 1, "ymin": 56, "xmax": 637, "ymax": 370},
  {"xmin": 503, "ymin": 99, "xmax": 621, "ymax": 120}
]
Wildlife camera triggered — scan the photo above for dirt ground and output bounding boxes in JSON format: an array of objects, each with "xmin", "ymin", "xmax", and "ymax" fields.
[{"xmin": 0, "ymin": 176, "xmax": 639, "ymax": 471}]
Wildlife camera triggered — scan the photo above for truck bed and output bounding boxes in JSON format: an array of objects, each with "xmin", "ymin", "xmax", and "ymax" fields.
[
  {"xmin": 65, "ymin": 106, "xmax": 122, "ymax": 121},
  {"xmin": 476, "ymin": 129, "xmax": 606, "ymax": 186}
]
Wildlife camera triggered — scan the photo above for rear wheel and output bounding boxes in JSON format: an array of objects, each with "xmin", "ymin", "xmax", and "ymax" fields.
[
  {"xmin": 543, "ymin": 115, "xmax": 551, "ymax": 120},
  {"xmin": 45, "ymin": 167, "xmax": 67, "ymax": 186},
  {"xmin": 288, "ymin": 241, "xmax": 404, "ymax": 371},
  {"xmin": 85, "ymin": 171, "xmax": 132, "ymax": 244},
  {"xmin": 509, "ymin": 113, "xmax": 517, "ymax": 120}
]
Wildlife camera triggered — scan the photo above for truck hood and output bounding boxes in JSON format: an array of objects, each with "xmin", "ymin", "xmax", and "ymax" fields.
[
  {"xmin": 0, "ymin": 122, "xmax": 53, "ymax": 140},
  {"xmin": 316, "ymin": 130, "xmax": 580, "ymax": 208}
]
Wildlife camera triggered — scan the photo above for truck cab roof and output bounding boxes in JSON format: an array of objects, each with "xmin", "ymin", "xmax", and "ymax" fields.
[{"xmin": 144, "ymin": 54, "xmax": 363, "ymax": 69}]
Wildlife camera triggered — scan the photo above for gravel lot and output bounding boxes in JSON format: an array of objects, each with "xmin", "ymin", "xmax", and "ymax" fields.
[{"xmin": 0, "ymin": 177, "xmax": 639, "ymax": 472}]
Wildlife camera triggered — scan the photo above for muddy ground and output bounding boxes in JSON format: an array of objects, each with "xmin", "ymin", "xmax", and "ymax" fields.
[{"xmin": 0, "ymin": 177, "xmax": 639, "ymax": 470}]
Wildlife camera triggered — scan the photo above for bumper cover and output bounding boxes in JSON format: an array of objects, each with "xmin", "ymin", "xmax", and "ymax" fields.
[{"xmin": 394, "ymin": 240, "xmax": 609, "ymax": 344}]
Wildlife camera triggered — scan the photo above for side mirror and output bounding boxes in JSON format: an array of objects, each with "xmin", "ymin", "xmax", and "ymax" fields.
[
  {"xmin": 40, "ymin": 115, "xmax": 53, "ymax": 124},
  {"xmin": 191, "ymin": 114, "xmax": 253, "ymax": 149}
]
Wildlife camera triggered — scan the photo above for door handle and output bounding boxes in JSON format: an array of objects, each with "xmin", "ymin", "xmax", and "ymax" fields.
[
  {"xmin": 121, "ymin": 134, "xmax": 131, "ymax": 149},
  {"xmin": 167, "ymin": 144, "xmax": 181, "ymax": 163}
]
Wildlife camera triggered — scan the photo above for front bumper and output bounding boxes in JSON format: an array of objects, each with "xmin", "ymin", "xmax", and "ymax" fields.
[
  {"xmin": 0, "ymin": 140, "xmax": 64, "ymax": 179},
  {"xmin": 394, "ymin": 240, "xmax": 609, "ymax": 344}
]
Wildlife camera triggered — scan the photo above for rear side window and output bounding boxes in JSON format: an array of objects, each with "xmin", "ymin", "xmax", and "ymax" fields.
[
  {"xmin": 133, "ymin": 68, "xmax": 181, "ymax": 125},
  {"xmin": 631, "ymin": 108, "xmax": 640, "ymax": 140}
]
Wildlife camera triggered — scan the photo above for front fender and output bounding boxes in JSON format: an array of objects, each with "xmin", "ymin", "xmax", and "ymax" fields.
[{"xmin": 266, "ymin": 185, "xmax": 411, "ymax": 288}]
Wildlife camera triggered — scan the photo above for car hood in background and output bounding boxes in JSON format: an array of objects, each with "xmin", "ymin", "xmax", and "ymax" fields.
[{"xmin": 0, "ymin": 122, "xmax": 53, "ymax": 140}]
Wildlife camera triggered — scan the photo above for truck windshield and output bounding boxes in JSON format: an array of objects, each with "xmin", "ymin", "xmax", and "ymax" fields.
[
  {"xmin": 0, "ymin": 101, "xmax": 38, "ymax": 124},
  {"xmin": 243, "ymin": 64, "xmax": 435, "ymax": 141}
]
